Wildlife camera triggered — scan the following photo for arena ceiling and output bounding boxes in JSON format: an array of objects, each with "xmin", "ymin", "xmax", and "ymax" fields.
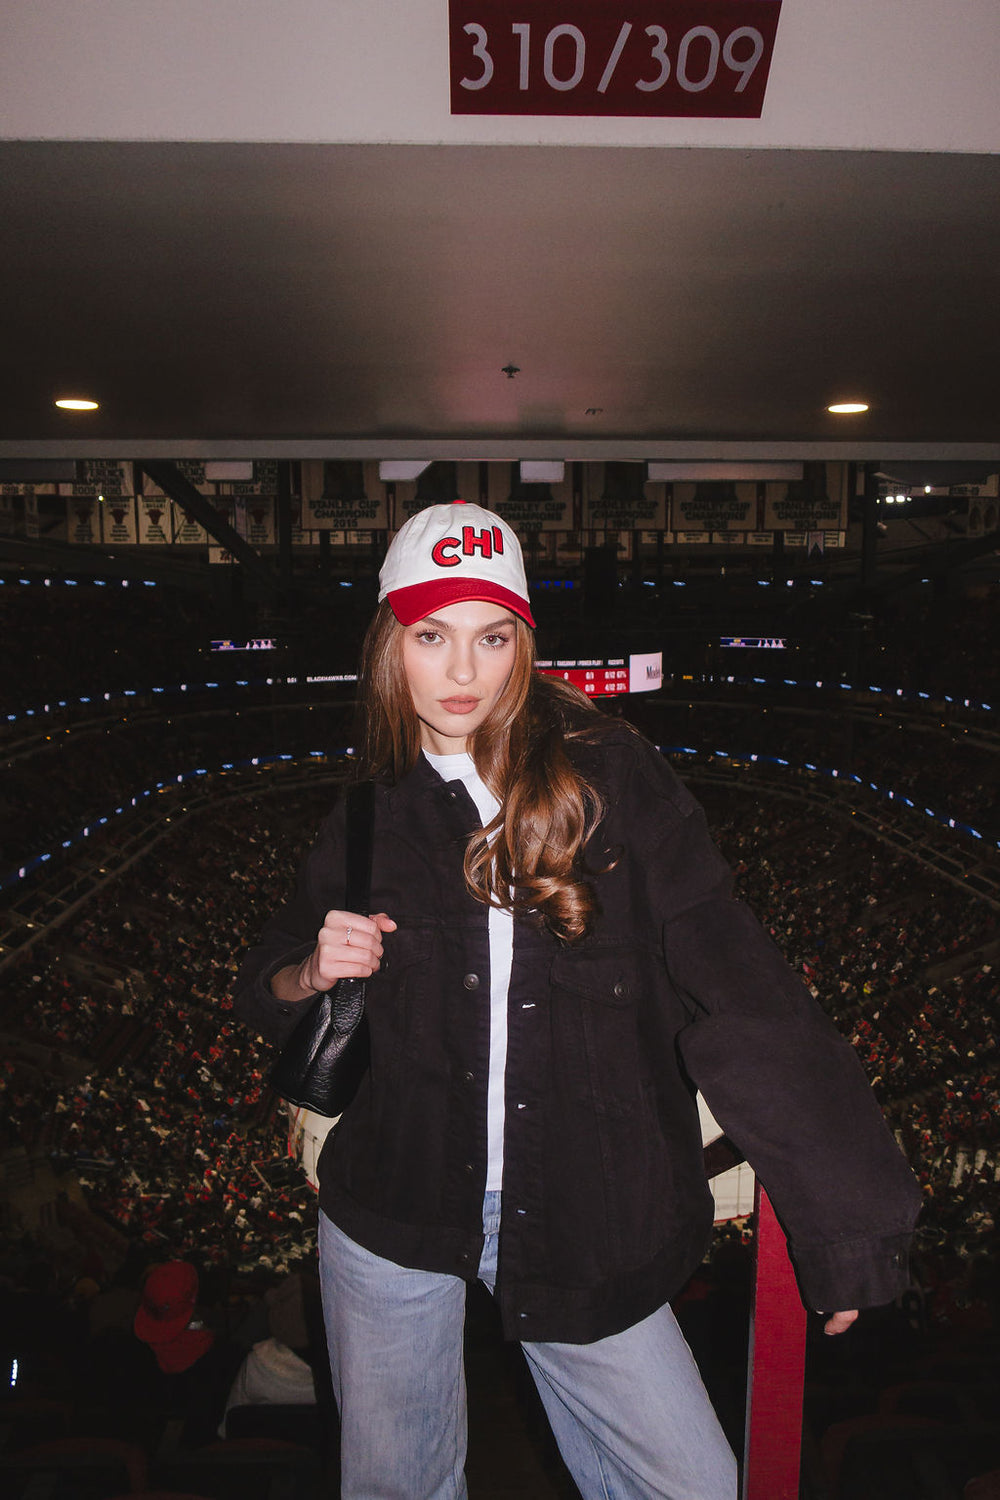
[{"xmin": 0, "ymin": 141, "xmax": 998, "ymax": 466}]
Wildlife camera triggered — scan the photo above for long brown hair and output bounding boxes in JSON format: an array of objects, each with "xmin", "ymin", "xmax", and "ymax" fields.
[{"xmin": 357, "ymin": 600, "xmax": 609, "ymax": 942}]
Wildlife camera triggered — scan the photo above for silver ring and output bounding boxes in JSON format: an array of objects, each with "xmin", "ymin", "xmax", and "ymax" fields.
[{"xmin": 345, "ymin": 926, "xmax": 352, "ymax": 945}]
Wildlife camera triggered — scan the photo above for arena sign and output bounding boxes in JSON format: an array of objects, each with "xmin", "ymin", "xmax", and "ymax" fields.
[{"xmin": 449, "ymin": 0, "xmax": 783, "ymax": 117}]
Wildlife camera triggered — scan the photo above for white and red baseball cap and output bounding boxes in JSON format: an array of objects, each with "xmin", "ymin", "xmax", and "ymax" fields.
[{"xmin": 379, "ymin": 501, "xmax": 536, "ymax": 628}]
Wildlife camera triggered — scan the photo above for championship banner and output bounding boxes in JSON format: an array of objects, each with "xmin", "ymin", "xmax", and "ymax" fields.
[
  {"xmin": 311, "ymin": 530, "xmax": 373, "ymax": 546},
  {"xmin": 288, "ymin": 494, "xmax": 315, "ymax": 546},
  {"xmin": 101, "ymin": 496, "xmax": 138, "ymax": 545},
  {"xmin": 188, "ymin": 494, "xmax": 243, "ymax": 545},
  {"xmin": 171, "ymin": 500, "xmax": 208, "ymax": 545},
  {"xmin": 138, "ymin": 496, "xmax": 171, "ymax": 544},
  {"xmin": 953, "ymin": 474, "xmax": 998, "ymax": 498},
  {"xmin": 394, "ymin": 463, "xmax": 483, "ymax": 523},
  {"xmin": 216, "ymin": 495, "xmax": 243, "ymax": 534},
  {"xmin": 1, "ymin": 481, "xmax": 58, "ymax": 497},
  {"xmin": 237, "ymin": 496, "xmax": 276, "ymax": 547},
  {"xmin": 219, "ymin": 459, "xmax": 281, "ymax": 496},
  {"xmin": 66, "ymin": 497, "xmax": 100, "ymax": 544},
  {"xmin": 784, "ymin": 529, "xmax": 844, "ymax": 550},
  {"xmin": 141, "ymin": 460, "xmax": 213, "ymax": 497},
  {"xmin": 670, "ymin": 481, "xmax": 756, "ymax": 532},
  {"xmin": 301, "ymin": 460, "xmax": 388, "ymax": 529},
  {"xmin": 59, "ymin": 459, "xmax": 134, "ymax": 498},
  {"xmin": 485, "ymin": 461, "xmax": 573, "ymax": 531},
  {"xmin": 583, "ymin": 471, "xmax": 667, "ymax": 530},
  {"xmin": 763, "ymin": 462, "xmax": 848, "ymax": 531}
]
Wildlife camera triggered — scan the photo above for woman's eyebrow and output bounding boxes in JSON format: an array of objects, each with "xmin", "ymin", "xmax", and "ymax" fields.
[{"xmin": 419, "ymin": 614, "xmax": 516, "ymax": 632}]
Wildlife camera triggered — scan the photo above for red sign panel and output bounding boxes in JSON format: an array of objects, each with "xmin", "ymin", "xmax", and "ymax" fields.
[
  {"xmin": 537, "ymin": 665, "xmax": 631, "ymax": 697},
  {"xmin": 449, "ymin": 1, "xmax": 782, "ymax": 118}
]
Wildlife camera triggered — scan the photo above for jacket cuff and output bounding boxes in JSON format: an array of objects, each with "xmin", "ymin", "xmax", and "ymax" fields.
[
  {"xmin": 789, "ymin": 1229, "xmax": 913, "ymax": 1313},
  {"xmin": 239, "ymin": 942, "xmax": 319, "ymax": 1047}
]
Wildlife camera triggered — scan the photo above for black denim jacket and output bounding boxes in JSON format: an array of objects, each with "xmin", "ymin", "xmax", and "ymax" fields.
[{"xmin": 233, "ymin": 728, "xmax": 921, "ymax": 1344}]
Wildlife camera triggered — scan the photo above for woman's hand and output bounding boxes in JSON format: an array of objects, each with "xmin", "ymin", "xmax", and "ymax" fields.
[
  {"xmin": 823, "ymin": 1309, "xmax": 859, "ymax": 1336},
  {"xmin": 271, "ymin": 911, "xmax": 397, "ymax": 1004}
]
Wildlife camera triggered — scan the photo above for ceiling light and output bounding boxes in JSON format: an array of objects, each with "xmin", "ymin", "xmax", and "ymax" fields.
[
  {"xmin": 55, "ymin": 397, "xmax": 99, "ymax": 411},
  {"xmin": 827, "ymin": 401, "xmax": 869, "ymax": 415}
]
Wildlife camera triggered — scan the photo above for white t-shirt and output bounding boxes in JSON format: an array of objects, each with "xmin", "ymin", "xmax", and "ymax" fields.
[{"xmin": 423, "ymin": 749, "xmax": 513, "ymax": 1193}]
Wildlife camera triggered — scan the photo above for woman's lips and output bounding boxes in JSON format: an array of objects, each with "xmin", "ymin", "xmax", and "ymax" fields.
[{"xmin": 439, "ymin": 697, "xmax": 480, "ymax": 714}]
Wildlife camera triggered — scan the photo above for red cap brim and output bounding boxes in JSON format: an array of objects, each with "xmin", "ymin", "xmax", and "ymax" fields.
[{"xmin": 387, "ymin": 578, "xmax": 535, "ymax": 629}]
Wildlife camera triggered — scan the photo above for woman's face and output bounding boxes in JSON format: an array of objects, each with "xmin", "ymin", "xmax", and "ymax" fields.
[{"xmin": 399, "ymin": 598, "xmax": 518, "ymax": 755}]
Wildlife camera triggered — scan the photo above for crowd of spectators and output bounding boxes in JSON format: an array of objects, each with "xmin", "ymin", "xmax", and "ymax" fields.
[
  {"xmin": 699, "ymin": 789, "xmax": 999, "ymax": 1288},
  {"xmin": 1, "ymin": 787, "xmax": 335, "ymax": 1277}
]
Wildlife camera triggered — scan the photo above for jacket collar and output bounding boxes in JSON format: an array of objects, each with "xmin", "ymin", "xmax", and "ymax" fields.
[{"xmin": 384, "ymin": 749, "xmax": 472, "ymax": 816}]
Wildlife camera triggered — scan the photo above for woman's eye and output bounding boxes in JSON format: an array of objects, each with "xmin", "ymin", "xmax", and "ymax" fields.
[
  {"xmin": 482, "ymin": 633, "xmax": 510, "ymax": 648},
  {"xmin": 416, "ymin": 630, "xmax": 440, "ymax": 644}
]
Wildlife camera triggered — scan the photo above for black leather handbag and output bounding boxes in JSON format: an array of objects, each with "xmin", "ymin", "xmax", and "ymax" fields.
[{"xmin": 267, "ymin": 780, "xmax": 376, "ymax": 1118}]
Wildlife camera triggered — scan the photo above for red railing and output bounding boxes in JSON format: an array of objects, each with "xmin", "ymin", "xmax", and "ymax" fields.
[{"xmin": 743, "ymin": 1184, "xmax": 807, "ymax": 1499}]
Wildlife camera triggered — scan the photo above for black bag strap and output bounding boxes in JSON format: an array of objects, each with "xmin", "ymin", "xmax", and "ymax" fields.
[{"xmin": 344, "ymin": 780, "xmax": 376, "ymax": 918}]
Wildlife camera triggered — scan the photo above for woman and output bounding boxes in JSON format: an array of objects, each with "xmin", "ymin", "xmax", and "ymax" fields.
[{"xmin": 234, "ymin": 501, "xmax": 921, "ymax": 1500}]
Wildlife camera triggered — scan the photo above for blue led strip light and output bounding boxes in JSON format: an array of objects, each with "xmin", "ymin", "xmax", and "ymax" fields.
[
  {"xmin": 5, "ymin": 673, "xmax": 362, "ymax": 725},
  {"xmin": 0, "ymin": 748, "xmax": 355, "ymax": 893},
  {"xmin": 4, "ymin": 743, "xmax": 995, "ymax": 896},
  {"xmin": 4, "ymin": 672, "xmax": 993, "ymax": 728},
  {"xmin": 657, "ymin": 746, "xmax": 998, "ymax": 853}
]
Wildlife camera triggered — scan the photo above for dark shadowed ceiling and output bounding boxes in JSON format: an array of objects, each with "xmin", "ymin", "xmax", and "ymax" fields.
[{"xmin": 1, "ymin": 141, "xmax": 998, "ymax": 459}]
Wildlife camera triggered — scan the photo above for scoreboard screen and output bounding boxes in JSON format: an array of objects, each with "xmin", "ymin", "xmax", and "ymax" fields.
[
  {"xmin": 719, "ymin": 636, "xmax": 786, "ymax": 650},
  {"xmin": 536, "ymin": 651, "xmax": 662, "ymax": 698},
  {"xmin": 210, "ymin": 637, "xmax": 278, "ymax": 653}
]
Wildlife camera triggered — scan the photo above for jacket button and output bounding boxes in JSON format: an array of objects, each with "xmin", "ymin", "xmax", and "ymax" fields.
[
  {"xmin": 457, "ymin": 1251, "xmax": 471, "ymax": 1265},
  {"xmin": 613, "ymin": 981, "xmax": 627, "ymax": 999},
  {"xmin": 463, "ymin": 973, "xmax": 480, "ymax": 990},
  {"xmin": 464, "ymin": 1162, "xmax": 474, "ymax": 1174},
  {"xmin": 447, "ymin": 789, "xmax": 458, "ymax": 801},
  {"xmin": 464, "ymin": 1070, "xmax": 475, "ymax": 1083}
]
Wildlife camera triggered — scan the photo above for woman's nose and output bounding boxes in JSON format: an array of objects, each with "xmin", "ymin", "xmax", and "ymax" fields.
[{"xmin": 448, "ymin": 642, "xmax": 475, "ymax": 683}]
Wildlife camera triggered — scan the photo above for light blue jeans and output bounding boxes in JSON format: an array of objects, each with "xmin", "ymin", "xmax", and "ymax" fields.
[{"xmin": 319, "ymin": 1194, "xmax": 737, "ymax": 1500}]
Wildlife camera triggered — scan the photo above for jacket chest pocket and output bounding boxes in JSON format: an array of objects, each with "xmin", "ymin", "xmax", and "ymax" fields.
[
  {"xmin": 366, "ymin": 925, "xmax": 437, "ymax": 1064},
  {"xmin": 548, "ymin": 947, "xmax": 650, "ymax": 1118}
]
